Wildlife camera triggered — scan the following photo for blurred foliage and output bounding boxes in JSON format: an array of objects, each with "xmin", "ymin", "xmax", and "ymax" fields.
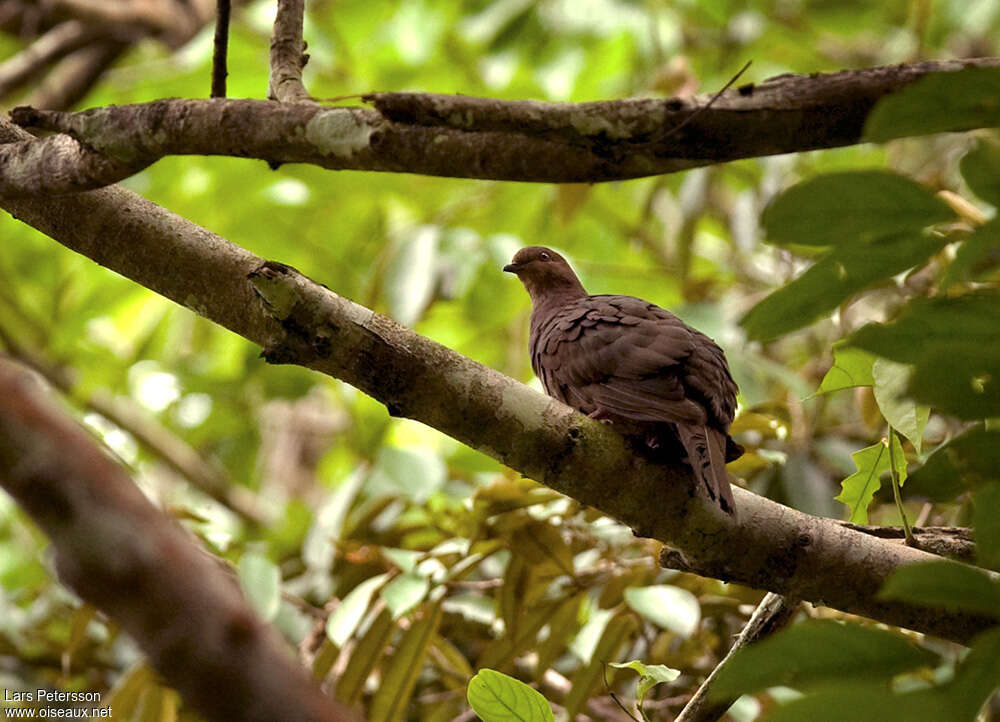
[{"xmin": 1, "ymin": 0, "xmax": 1000, "ymax": 721}]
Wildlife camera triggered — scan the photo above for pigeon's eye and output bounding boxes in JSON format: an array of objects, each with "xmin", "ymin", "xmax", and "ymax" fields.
[{"xmin": 540, "ymin": 251, "xmax": 551, "ymax": 260}]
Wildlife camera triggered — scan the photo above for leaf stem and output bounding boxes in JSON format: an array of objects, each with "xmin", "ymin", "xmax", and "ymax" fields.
[{"xmin": 887, "ymin": 428, "xmax": 915, "ymax": 546}]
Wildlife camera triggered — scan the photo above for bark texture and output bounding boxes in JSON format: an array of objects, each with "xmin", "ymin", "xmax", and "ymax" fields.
[
  {"xmin": 0, "ymin": 360, "xmax": 358, "ymax": 722},
  {"xmin": 1, "ymin": 117, "xmax": 996, "ymax": 645},
  {"xmin": 5, "ymin": 58, "xmax": 1000, "ymax": 194}
]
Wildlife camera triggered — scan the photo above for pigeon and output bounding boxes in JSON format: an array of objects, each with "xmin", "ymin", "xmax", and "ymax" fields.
[{"xmin": 504, "ymin": 246, "xmax": 742, "ymax": 513}]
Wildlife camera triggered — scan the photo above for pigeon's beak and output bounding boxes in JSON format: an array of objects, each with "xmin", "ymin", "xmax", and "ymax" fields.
[{"xmin": 502, "ymin": 262, "xmax": 521, "ymax": 274}]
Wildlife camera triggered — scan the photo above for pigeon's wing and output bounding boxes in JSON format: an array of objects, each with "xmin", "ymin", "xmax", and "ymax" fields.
[{"xmin": 533, "ymin": 296, "xmax": 710, "ymax": 426}]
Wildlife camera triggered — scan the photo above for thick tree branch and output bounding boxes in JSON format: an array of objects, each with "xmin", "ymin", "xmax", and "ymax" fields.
[
  {"xmin": 0, "ymin": 358, "xmax": 357, "ymax": 722},
  {"xmin": 0, "ymin": 116, "xmax": 996, "ymax": 644},
  {"xmin": 269, "ymin": 0, "xmax": 312, "ymax": 102},
  {"xmin": 6, "ymin": 58, "xmax": 1000, "ymax": 194}
]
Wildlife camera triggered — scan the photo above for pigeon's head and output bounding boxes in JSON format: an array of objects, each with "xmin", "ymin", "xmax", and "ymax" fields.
[{"xmin": 503, "ymin": 246, "xmax": 586, "ymax": 302}]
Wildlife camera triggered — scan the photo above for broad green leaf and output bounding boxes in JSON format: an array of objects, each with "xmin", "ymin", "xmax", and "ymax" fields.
[
  {"xmin": 326, "ymin": 573, "xmax": 390, "ymax": 646},
  {"xmin": 386, "ymin": 224, "xmax": 440, "ymax": 326},
  {"xmin": 741, "ymin": 232, "xmax": 948, "ymax": 342},
  {"xmin": 568, "ymin": 605, "xmax": 614, "ymax": 665},
  {"xmin": 848, "ymin": 291, "xmax": 1000, "ymax": 419},
  {"xmin": 302, "ymin": 470, "xmax": 365, "ymax": 571},
  {"xmin": 105, "ymin": 663, "xmax": 157, "ymax": 721},
  {"xmin": 762, "ymin": 171, "xmax": 953, "ymax": 247},
  {"xmin": 563, "ymin": 614, "xmax": 637, "ymax": 719},
  {"xmin": 848, "ymin": 291, "xmax": 1000, "ymax": 364},
  {"xmin": 835, "ymin": 441, "xmax": 893, "ymax": 523},
  {"xmin": 237, "ymin": 551, "xmax": 281, "ymax": 621},
  {"xmin": 879, "ymin": 560, "xmax": 1000, "ymax": 616},
  {"xmin": 815, "ymin": 345, "xmax": 876, "ymax": 394},
  {"xmin": 367, "ymin": 446, "xmax": 447, "ymax": 502},
  {"xmin": 944, "ymin": 218, "xmax": 1000, "ymax": 286},
  {"xmin": 371, "ymin": 601, "xmax": 444, "ymax": 722},
  {"xmin": 479, "ymin": 599, "xmax": 565, "ymax": 671},
  {"xmin": 974, "ymin": 483, "xmax": 1000, "ymax": 570},
  {"xmin": 872, "ymin": 359, "xmax": 928, "ymax": 453},
  {"xmin": 534, "ymin": 593, "xmax": 585, "ymax": 675},
  {"xmin": 908, "ymin": 344, "xmax": 1000, "ymax": 420},
  {"xmin": 431, "ymin": 634, "xmax": 475, "ymax": 687},
  {"xmin": 624, "ymin": 585, "xmax": 700, "ymax": 638},
  {"xmin": 467, "ymin": 669, "xmax": 554, "ymax": 722},
  {"xmin": 609, "ymin": 660, "xmax": 681, "ymax": 704},
  {"xmin": 907, "ymin": 428, "xmax": 1000, "ymax": 501},
  {"xmin": 335, "ymin": 607, "xmax": 395, "ymax": 703},
  {"xmin": 764, "ymin": 628, "xmax": 1000, "ymax": 722},
  {"xmin": 709, "ymin": 620, "xmax": 937, "ymax": 699},
  {"xmin": 382, "ymin": 572, "xmax": 430, "ymax": 619},
  {"xmin": 763, "ymin": 682, "xmax": 955, "ymax": 722},
  {"xmin": 508, "ymin": 520, "xmax": 574, "ymax": 576},
  {"xmin": 865, "ymin": 67, "xmax": 1000, "ymax": 142},
  {"xmin": 960, "ymin": 139, "xmax": 1000, "ymax": 207}
]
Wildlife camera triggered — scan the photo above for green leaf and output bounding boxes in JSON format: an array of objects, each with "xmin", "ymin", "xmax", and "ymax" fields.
[
  {"xmin": 908, "ymin": 344, "xmax": 1000, "ymax": 420},
  {"xmin": 534, "ymin": 593, "xmax": 586, "ymax": 674},
  {"xmin": 879, "ymin": 560, "xmax": 1000, "ymax": 616},
  {"xmin": 386, "ymin": 224, "xmax": 440, "ymax": 326},
  {"xmin": 944, "ymin": 218, "xmax": 1000, "ymax": 286},
  {"xmin": 762, "ymin": 171, "xmax": 953, "ymax": 247},
  {"xmin": 326, "ymin": 573, "xmax": 390, "ymax": 646},
  {"xmin": 763, "ymin": 628, "xmax": 1000, "ymax": 722},
  {"xmin": 960, "ymin": 139, "xmax": 1000, "ymax": 207},
  {"xmin": 849, "ymin": 291, "xmax": 1000, "ymax": 364},
  {"xmin": 382, "ymin": 573, "xmax": 430, "ymax": 619},
  {"xmin": 609, "ymin": 660, "xmax": 681, "ymax": 705},
  {"xmin": 467, "ymin": 669, "xmax": 554, "ymax": 722},
  {"xmin": 848, "ymin": 290, "xmax": 1000, "ymax": 419},
  {"xmin": 479, "ymin": 599, "xmax": 565, "ymax": 671},
  {"xmin": 563, "ymin": 614, "xmax": 637, "ymax": 719},
  {"xmin": 335, "ymin": 607, "xmax": 395, "ymax": 704},
  {"xmin": 872, "ymin": 359, "xmax": 928, "ymax": 454},
  {"xmin": 237, "ymin": 551, "xmax": 281, "ymax": 621},
  {"xmin": 367, "ymin": 446, "xmax": 447, "ymax": 502},
  {"xmin": 742, "ymin": 232, "xmax": 948, "ymax": 342},
  {"xmin": 974, "ymin": 483, "xmax": 1000, "ymax": 570},
  {"xmin": 371, "ymin": 601, "xmax": 444, "ymax": 722},
  {"xmin": 709, "ymin": 620, "xmax": 937, "ymax": 699},
  {"xmin": 835, "ymin": 441, "xmax": 890, "ymax": 523},
  {"xmin": 865, "ymin": 67, "xmax": 1000, "ymax": 142},
  {"xmin": 624, "ymin": 585, "xmax": 700, "ymax": 638},
  {"xmin": 907, "ymin": 428, "xmax": 1000, "ymax": 501},
  {"xmin": 815, "ymin": 345, "xmax": 876, "ymax": 394},
  {"xmin": 762, "ymin": 681, "xmax": 953, "ymax": 722},
  {"xmin": 568, "ymin": 605, "xmax": 614, "ymax": 665}
]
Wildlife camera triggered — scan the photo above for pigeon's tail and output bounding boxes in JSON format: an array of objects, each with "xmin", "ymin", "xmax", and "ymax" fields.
[{"xmin": 674, "ymin": 424, "xmax": 736, "ymax": 514}]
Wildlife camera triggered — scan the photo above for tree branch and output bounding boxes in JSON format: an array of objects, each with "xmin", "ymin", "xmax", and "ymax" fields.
[
  {"xmin": 675, "ymin": 593, "xmax": 799, "ymax": 722},
  {"xmin": 5, "ymin": 58, "xmax": 999, "ymax": 194},
  {"xmin": 0, "ymin": 358, "xmax": 357, "ymax": 722},
  {"xmin": 269, "ymin": 0, "xmax": 312, "ymax": 102},
  {"xmin": 0, "ymin": 21, "xmax": 104, "ymax": 97},
  {"xmin": 211, "ymin": 0, "xmax": 231, "ymax": 98},
  {"xmin": 0, "ymin": 115, "xmax": 996, "ymax": 645},
  {"xmin": 22, "ymin": 41, "xmax": 129, "ymax": 110}
]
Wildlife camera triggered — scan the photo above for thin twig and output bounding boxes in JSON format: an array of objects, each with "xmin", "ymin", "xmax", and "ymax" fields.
[
  {"xmin": 658, "ymin": 60, "xmax": 752, "ymax": 142},
  {"xmin": 675, "ymin": 593, "xmax": 799, "ymax": 722},
  {"xmin": 210, "ymin": 0, "xmax": 230, "ymax": 98},
  {"xmin": 887, "ymin": 428, "xmax": 916, "ymax": 547}
]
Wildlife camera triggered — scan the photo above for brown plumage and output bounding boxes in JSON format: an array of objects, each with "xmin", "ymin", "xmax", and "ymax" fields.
[{"xmin": 504, "ymin": 246, "xmax": 742, "ymax": 514}]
